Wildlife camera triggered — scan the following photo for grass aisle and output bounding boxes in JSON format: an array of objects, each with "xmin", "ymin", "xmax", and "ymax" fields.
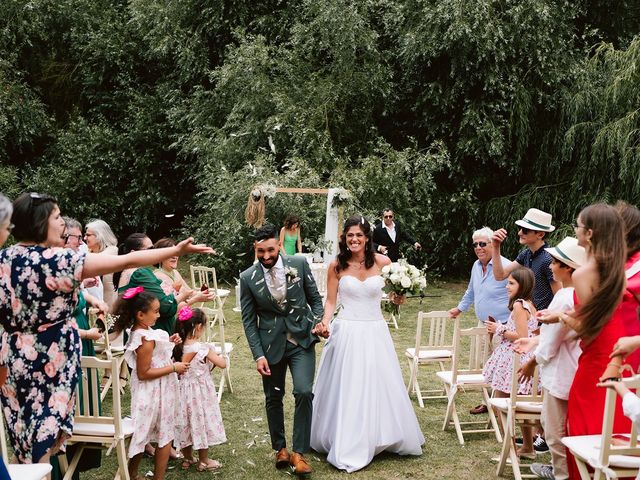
[{"xmin": 88, "ymin": 280, "xmax": 532, "ymax": 479}]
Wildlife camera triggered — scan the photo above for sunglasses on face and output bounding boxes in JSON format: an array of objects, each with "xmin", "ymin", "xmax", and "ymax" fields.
[
  {"xmin": 519, "ymin": 227, "xmax": 535, "ymax": 235},
  {"xmin": 472, "ymin": 241, "xmax": 488, "ymax": 248},
  {"xmin": 384, "ymin": 215, "xmax": 394, "ymax": 219}
]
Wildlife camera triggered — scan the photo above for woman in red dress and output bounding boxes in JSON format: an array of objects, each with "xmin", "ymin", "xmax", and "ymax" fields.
[
  {"xmin": 614, "ymin": 201, "xmax": 640, "ymax": 371},
  {"xmin": 562, "ymin": 204, "xmax": 630, "ymax": 479}
]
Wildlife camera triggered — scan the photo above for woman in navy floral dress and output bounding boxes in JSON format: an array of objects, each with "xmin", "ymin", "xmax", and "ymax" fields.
[{"xmin": 0, "ymin": 192, "xmax": 214, "ymax": 466}]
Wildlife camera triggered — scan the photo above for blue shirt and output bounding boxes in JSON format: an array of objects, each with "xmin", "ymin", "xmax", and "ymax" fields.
[
  {"xmin": 457, "ymin": 256, "xmax": 511, "ymax": 324},
  {"xmin": 515, "ymin": 242, "xmax": 554, "ymax": 310}
]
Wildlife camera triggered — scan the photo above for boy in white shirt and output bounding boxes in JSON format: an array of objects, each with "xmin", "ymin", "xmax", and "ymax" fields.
[{"xmin": 515, "ymin": 237, "xmax": 586, "ymax": 480}]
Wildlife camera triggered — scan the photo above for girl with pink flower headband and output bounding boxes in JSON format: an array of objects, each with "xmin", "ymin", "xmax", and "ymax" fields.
[
  {"xmin": 173, "ymin": 306, "xmax": 227, "ymax": 471},
  {"xmin": 114, "ymin": 287, "xmax": 189, "ymax": 480}
]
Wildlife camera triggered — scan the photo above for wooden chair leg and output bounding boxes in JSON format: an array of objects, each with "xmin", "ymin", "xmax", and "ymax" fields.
[
  {"xmin": 496, "ymin": 411, "xmax": 511, "ymax": 476},
  {"xmin": 483, "ymin": 388, "xmax": 502, "ymax": 443},
  {"xmin": 61, "ymin": 445, "xmax": 84, "ymax": 480},
  {"xmin": 224, "ymin": 360, "xmax": 233, "ymax": 394},
  {"xmin": 442, "ymin": 384, "xmax": 454, "ymax": 430},
  {"xmin": 406, "ymin": 359, "xmax": 415, "ymax": 394},
  {"xmin": 116, "ymin": 438, "xmax": 130, "ymax": 480}
]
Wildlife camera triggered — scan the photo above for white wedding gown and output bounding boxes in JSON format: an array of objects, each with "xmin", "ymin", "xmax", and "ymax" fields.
[{"xmin": 310, "ymin": 275, "xmax": 425, "ymax": 472}]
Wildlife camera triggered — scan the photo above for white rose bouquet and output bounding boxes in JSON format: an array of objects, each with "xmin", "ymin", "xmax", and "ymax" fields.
[{"xmin": 380, "ymin": 260, "xmax": 427, "ymax": 314}]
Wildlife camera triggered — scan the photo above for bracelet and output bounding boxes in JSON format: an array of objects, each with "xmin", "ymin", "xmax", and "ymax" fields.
[
  {"xmin": 602, "ymin": 377, "xmax": 621, "ymax": 382},
  {"xmin": 607, "ymin": 362, "xmax": 622, "ymax": 370},
  {"xmin": 172, "ymin": 363, "xmax": 176, "ymax": 373}
]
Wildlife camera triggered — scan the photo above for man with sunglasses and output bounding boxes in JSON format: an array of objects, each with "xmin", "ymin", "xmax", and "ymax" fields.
[
  {"xmin": 491, "ymin": 208, "xmax": 561, "ymax": 312},
  {"xmin": 449, "ymin": 227, "xmax": 511, "ymax": 415},
  {"xmin": 372, "ymin": 208, "xmax": 421, "ymax": 262}
]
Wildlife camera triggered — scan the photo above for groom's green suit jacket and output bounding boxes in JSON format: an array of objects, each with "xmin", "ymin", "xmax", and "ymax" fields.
[{"xmin": 240, "ymin": 255, "xmax": 324, "ymax": 364}]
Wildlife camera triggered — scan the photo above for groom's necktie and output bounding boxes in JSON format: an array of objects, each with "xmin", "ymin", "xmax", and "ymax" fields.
[
  {"xmin": 268, "ymin": 267, "xmax": 286, "ymax": 303},
  {"xmin": 268, "ymin": 267, "xmax": 297, "ymax": 345}
]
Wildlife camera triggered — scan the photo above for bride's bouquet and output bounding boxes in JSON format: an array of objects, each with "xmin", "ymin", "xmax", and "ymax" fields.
[{"xmin": 380, "ymin": 260, "xmax": 427, "ymax": 314}]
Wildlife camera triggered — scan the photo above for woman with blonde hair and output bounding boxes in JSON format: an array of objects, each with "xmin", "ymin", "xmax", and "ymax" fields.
[{"xmin": 84, "ymin": 219, "xmax": 118, "ymax": 307}]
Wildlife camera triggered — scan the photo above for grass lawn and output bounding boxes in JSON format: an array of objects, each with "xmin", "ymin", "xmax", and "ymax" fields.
[{"xmin": 84, "ymin": 278, "xmax": 547, "ymax": 479}]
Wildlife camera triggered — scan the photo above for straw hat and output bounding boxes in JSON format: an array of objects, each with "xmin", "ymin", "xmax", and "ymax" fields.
[
  {"xmin": 545, "ymin": 237, "xmax": 586, "ymax": 269},
  {"xmin": 515, "ymin": 208, "xmax": 555, "ymax": 232}
]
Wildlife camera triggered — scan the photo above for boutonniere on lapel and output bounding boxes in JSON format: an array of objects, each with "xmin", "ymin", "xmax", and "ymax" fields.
[{"xmin": 285, "ymin": 266, "xmax": 300, "ymax": 283}]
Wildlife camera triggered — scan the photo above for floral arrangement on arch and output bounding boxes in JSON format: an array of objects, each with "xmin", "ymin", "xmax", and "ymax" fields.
[
  {"xmin": 331, "ymin": 188, "xmax": 352, "ymax": 208},
  {"xmin": 380, "ymin": 260, "xmax": 427, "ymax": 314}
]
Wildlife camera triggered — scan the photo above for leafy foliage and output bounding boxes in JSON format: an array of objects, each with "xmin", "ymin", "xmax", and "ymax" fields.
[{"xmin": 1, "ymin": 0, "xmax": 639, "ymax": 278}]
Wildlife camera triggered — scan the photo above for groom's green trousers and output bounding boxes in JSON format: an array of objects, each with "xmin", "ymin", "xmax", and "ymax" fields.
[{"xmin": 262, "ymin": 340, "xmax": 316, "ymax": 453}]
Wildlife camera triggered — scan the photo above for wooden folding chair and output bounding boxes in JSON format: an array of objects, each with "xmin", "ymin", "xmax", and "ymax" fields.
[
  {"xmin": 437, "ymin": 320, "xmax": 502, "ymax": 445},
  {"xmin": 59, "ymin": 356, "xmax": 133, "ymax": 480},
  {"xmin": 562, "ymin": 375, "xmax": 640, "ymax": 480},
  {"xmin": 202, "ymin": 307, "xmax": 234, "ymax": 399},
  {"xmin": 190, "ymin": 265, "xmax": 230, "ymax": 329},
  {"xmin": 310, "ymin": 264, "xmax": 328, "ymax": 302},
  {"xmin": 0, "ymin": 409, "xmax": 52, "ymax": 479},
  {"xmin": 405, "ymin": 311, "xmax": 454, "ymax": 407},
  {"xmin": 88, "ymin": 308, "xmax": 128, "ymax": 402},
  {"xmin": 489, "ymin": 351, "xmax": 544, "ymax": 479}
]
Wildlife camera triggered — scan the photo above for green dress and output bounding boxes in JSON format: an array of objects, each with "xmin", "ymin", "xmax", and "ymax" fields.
[
  {"xmin": 283, "ymin": 230, "xmax": 298, "ymax": 256},
  {"xmin": 119, "ymin": 266, "xmax": 178, "ymax": 335}
]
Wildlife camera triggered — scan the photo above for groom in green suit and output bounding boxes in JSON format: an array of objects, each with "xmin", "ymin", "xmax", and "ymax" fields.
[{"xmin": 240, "ymin": 224, "xmax": 324, "ymax": 475}]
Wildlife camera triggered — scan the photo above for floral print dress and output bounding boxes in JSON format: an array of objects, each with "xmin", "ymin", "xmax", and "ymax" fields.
[
  {"xmin": 124, "ymin": 328, "xmax": 182, "ymax": 458},
  {"xmin": 176, "ymin": 342, "xmax": 226, "ymax": 450},
  {"xmin": 0, "ymin": 245, "xmax": 86, "ymax": 463},
  {"xmin": 483, "ymin": 299, "xmax": 538, "ymax": 394}
]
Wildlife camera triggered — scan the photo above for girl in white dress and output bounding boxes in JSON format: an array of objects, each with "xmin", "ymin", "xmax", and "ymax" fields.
[
  {"xmin": 116, "ymin": 287, "xmax": 189, "ymax": 480},
  {"xmin": 310, "ymin": 216, "xmax": 424, "ymax": 472},
  {"xmin": 174, "ymin": 307, "xmax": 227, "ymax": 471}
]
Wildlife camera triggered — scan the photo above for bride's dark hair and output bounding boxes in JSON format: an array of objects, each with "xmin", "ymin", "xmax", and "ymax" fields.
[{"xmin": 335, "ymin": 215, "xmax": 376, "ymax": 273}]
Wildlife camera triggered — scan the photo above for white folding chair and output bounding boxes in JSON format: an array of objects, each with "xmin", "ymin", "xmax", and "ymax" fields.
[
  {"xmin": 405, "ymin": 311, "xmax": 454, "ymax": 407},
  {"xmin": 0, "ymin": 410, "xmax": 52, "ymax": 480},
  {"xmin": 190, "ymin": 265, "xmax": 230, "ymax": 326},
  {"xmin": 489, "ymin": 351, "xmax": 543, "ymax": 479},
  {"xmin": 311, "ymin": 264, "xmax": 328, "ymax": 302},
  {"xmin": 202, "ymin": 307, "xmax": 234, "ymax": 399},
  {"xmin": 562, "ymin": 375, "xmax": 640, "ymax": 480},
  {"xmin": 88, "ymin": 308, "xmax": 128, "ymax": 402},
  {"xmin": 59, "ymin": 356, "xmax": 133, "ymax": 480},
  {"xmin": 381, "ymin": 293, "xmax": 400, "ymax": 329},
  {"xmin": 437, "ymin": 320, "xmax": 501, "ymax": 445}
]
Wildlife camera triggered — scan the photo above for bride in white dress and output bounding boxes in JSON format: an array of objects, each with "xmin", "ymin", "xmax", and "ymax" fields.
[{"xmin": 310, "ymin": 216, "xmax": 424, "ymax": 473}]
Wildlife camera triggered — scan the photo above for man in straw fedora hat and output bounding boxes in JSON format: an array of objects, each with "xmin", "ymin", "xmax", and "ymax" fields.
[
  {"xmin": 491, "ymin": 208, "xmax": 562, "ymax": 311},
  {"xmin": 514, "ymin": 236, "xmax": 585, "ymax": 480}
]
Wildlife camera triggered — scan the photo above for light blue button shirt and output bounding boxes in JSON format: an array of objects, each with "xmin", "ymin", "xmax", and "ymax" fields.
[{"xmin": 457, "ymin": 256, "xmax": 511, "ymax": 324}]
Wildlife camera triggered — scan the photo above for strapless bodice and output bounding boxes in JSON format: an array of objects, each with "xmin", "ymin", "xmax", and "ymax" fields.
[{"xmin": 336, "ymin": 275, "xmax": 385, "ymax": 321}]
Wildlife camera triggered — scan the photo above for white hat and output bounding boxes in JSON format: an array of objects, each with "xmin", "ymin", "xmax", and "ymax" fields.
[
  {"xmin": 545, "ymin": 237, "xmax": 586, "ymax": 270},
  {"xmin": 515, "ymin": 208, "xmax": 555, "ymax": 232}
]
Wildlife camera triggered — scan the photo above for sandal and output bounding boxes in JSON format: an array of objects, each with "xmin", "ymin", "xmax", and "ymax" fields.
[
  {"xmin": 181, "ymin": 458, "xmax": 198, "ymax": 470},
  {"xmin": 196, "ymin": 459, "xmax": 222, "ymax": 472}
]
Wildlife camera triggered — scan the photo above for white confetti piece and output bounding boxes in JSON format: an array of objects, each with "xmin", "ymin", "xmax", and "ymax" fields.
[
  {"xmin": 274, "ymin": 386, "xmax": 281, "ymax": 391},
  {"xmin": 256, "ymin": 278, "xmax": 264, "ymax": 285},
  {"xmin": 247, "ymin": 459, "xmax": 256, "ymax": 467},
  {"xmin": 251, "ymin": 416, "xmax": 263, "ymax": 422},
  {"xmin": 251, "ymin": 270, "xmax": 256, "ymax": 279}
]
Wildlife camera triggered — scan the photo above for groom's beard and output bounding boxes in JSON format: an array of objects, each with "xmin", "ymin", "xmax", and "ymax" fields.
[{"xmin": 258, "ymin": 256, "xmax": 277, "ymax": 269}]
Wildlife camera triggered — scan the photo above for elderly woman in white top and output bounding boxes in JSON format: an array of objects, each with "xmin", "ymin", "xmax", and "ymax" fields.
[{"xmin": 84, "ymin": 219, "xmax": 118, "ymax": 307}]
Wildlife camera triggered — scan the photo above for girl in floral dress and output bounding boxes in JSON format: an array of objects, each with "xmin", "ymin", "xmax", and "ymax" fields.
[
  {"xmin": 173, "ymin": 307, "xmax": 227, "ymax": 472},
  {"xmin": 116, "ymin": 288, "xmax": 189, "ymax": 480},
  {"xmin": 483, "ymin": 267, "xmax": 538, "ymax": 458}
]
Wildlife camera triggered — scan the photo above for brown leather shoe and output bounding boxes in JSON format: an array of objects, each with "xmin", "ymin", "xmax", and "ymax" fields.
[
  {"xmin": 275, "ymin": 448, "xmax": 290, "ymax": 469},
  {"xmin": 290, "ymin": 452, "xmax": 312, "ymax": 475},
  {"xmin": 470, "ymin": 403, "xmax": 488, "ymax": 414}
]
